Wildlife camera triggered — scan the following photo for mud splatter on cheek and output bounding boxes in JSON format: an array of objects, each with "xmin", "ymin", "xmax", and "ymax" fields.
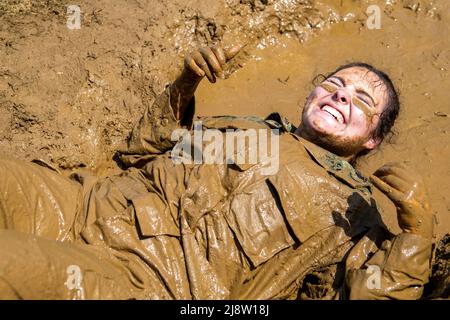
[
  {"xmin": 351, "ymin": 97, "xmax": 377, "ymax": 119},
  {"xmin": 319, "ymin": 83, "xmax": 337, "ymax": 94}
]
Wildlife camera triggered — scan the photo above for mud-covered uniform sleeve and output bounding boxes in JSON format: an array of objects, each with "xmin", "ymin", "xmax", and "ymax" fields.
[
  {"xmin": 345, "ymin": 230, "xmax": 433, "ymax": 300},
  {"xmin": 118, "ymin": 85, "xmax": 195, "ymax": 166}
]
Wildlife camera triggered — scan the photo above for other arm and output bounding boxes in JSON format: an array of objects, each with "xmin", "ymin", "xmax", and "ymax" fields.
[{"xmin": 345, "ymin": 163, "xmax": 435, "ymax": 299}]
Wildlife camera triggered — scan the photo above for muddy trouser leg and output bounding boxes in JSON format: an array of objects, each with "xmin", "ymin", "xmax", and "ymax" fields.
[
  {"xmin": 0, "ymin": 157, "xmax": 138, "ymax": 299},
  {"xmin": 0, "ymin": 229, "xmax": 139, "ymax": 299},
  {"xmin": 0, "ymin": 156, "xmax": 83, "ymax": 240}
]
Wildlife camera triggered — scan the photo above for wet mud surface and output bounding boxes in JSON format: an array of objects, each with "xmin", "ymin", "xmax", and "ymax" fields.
[{"xmin": 0, "ymin": 0, "xmax": 449, "ymax": 298}]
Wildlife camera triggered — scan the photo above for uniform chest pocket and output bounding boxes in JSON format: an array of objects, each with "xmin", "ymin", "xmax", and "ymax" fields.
[
  {"xmin": 224, "ymin": 180, "xmax": 295, "ymax": 267},
  {"xmin": 131, "ymin": 192, "xmax": 180, "ymax": 237}
]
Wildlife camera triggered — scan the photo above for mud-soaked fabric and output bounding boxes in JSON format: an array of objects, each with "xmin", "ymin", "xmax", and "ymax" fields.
[
  {"xmin": 0, "ymin": 230, "xmax": 140, "ymax": 299},
  {"xmin": 0, "ymin": 87, "xmax": 434, "ymax": 300},
  {"xmin": 0, "ymin": 157, "xmax": 84, "ymax": 241}
]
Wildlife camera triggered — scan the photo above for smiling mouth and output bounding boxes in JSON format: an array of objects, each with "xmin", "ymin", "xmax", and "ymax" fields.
[{"xmin": 320, "ymin": 104, "xmax": 345, "ymax": 124}]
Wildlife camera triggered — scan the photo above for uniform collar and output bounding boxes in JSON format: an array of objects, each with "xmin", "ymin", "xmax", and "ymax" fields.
[
  {"xmin": 294, "ymin": 135, "xmax": 372, "ymax": 194},
  {"xmin": 264, "ymin": 112, "xmax": 296, "ymax": 133},
  {"xmin": 265, "ymin": 112, "xmax": 372, "ymax": 193}
]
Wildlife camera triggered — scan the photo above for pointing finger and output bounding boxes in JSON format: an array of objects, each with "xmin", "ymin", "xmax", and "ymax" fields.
[
  {"xmin": 373, "ymin": 165, "xmax": 413, "ymax": 184},
  {"xmin": 370, "ymin": 175, "xmax": 404, "ymax": 203},
  {"xmin": 378, "ymin": 174, "xmax": 411, "ymax": 194}
]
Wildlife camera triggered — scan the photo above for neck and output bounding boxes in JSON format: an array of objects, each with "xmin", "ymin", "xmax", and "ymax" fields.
[{"xmin": 294, "ymin": 125, "xmax": 356, "ymax": 163}]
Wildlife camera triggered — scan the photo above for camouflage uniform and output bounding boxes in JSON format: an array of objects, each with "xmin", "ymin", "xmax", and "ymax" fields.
[{"xmin": 0, "ymin": 87, "xmax": 433, "ymax": 299}]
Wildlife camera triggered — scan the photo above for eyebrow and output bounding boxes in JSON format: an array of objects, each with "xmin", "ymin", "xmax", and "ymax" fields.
[{"xmin": 330, "ymin": 76, "xmax": 376, "ymax": 107}]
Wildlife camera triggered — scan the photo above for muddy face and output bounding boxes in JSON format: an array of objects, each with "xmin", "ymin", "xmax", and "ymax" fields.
[{"xmin": 297, "ymin": 66, "xmax": 388, "ymax": 157}]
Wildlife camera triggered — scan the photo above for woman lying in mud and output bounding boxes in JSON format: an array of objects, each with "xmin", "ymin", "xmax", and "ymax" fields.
[{"xmin": 0, "ymin": 44, "xmax": 436, "ymax": 300}]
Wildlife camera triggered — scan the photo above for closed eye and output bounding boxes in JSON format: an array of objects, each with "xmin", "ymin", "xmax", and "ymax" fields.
[
  {"xmin": 356, "ymin": 94, "xmax": 370, "ymax": 106},
  {"xmin": 328, "ymin": 76, "xmax": 345, "ymax": 87},
  {"xmin": 325, "ymin": 79, "xmax": 342, "ymax": 88},
  {"xmin": 355, "ymin": 89, "xmax": 376, "ymax": 108}
]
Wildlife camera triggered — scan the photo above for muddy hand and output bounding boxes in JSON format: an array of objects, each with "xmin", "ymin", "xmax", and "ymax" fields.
[
  {"xmin": 370, "ymin": 162, "xmax": 433, "ymax": 239},
  {"xmin": 183, "ymin": 44, "xmax": 243, "ymax": 83}
]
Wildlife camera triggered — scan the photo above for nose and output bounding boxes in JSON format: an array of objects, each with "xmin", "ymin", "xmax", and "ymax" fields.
[{"xmin": 333, "ymin": 89, "xmax": 350, "ymax": 105}]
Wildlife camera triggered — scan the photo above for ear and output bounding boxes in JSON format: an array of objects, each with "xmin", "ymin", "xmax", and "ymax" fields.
[{"xmin": 362, "ymin": 136, "xmax": 381, "ymax": 150}]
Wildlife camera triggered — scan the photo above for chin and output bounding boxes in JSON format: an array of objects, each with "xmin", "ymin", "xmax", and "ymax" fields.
[
  {"xmin": 300, "ymin": 115, "xmax": 365, "ymax": 157},
  {"xmin": 311, "ymin": 120, "xmax": 337, "ymax": 137},
  {"xmin": 303, "ymin": 113, "xmax": 337, "ymax": 138}
]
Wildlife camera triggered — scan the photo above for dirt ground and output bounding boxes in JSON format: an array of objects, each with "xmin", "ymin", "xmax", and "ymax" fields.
[{"xmin": 0, "ymin": 0, "xmax": 449, "ymax": 297}]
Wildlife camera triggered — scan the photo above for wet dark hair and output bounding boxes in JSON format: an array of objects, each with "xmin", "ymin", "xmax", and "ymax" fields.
[{"xmin": 313, "ymin": 62, "xmax": 400, "ymax": 144}]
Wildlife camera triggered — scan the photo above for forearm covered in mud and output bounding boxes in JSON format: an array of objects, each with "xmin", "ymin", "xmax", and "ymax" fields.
[
  {"xmin": 122, "ymin": 84, "xmax": 195, "ymax": 157},
  {"xmin": 345, "ymin": 232, "xmax": 433, "ymax": 300},
  {"xmin": 169, "ymin": 70, "xmax": 202, "ymax": 120}
]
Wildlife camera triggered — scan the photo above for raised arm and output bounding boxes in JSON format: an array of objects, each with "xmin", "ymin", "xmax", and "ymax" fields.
[
  {"xmin": 170, "ymin": 45, "xmax": 242, "ymax": 120},
  {"xmin": 118, "ymin": 45, "xmax": 242, "ymax": 166}
]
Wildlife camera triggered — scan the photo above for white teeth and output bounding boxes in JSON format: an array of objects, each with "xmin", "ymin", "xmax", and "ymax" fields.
[{"xmin": 322, "ymin": 105, "xmax": 344, "ymax": 124}]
